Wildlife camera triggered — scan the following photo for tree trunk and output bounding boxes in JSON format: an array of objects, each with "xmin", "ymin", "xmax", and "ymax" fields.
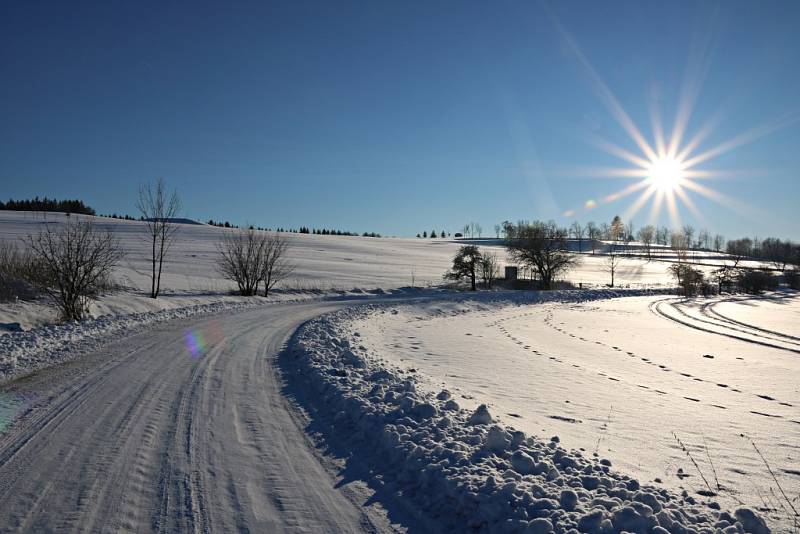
[
  {"xmin": 150, "ymin": 235, "xmax": 157, "ymax": 298},
  {"xmin": 155, "ymin": 236, "xmax": 167, "ymax": 298}
]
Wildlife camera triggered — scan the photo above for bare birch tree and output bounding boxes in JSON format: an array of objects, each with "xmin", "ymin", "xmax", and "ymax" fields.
[{"xmin": 137, "ymin": 178, "xmax": 181, "ymax": 299}]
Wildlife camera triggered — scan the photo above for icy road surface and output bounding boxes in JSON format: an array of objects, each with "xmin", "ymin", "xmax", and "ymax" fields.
[
  {"xmin": 0, "ymin": 301, "xmax": 394, "ymax": 533},
  {"xmin": 356, "ymin": 292, "xmax": 800, "ymax": 529}
]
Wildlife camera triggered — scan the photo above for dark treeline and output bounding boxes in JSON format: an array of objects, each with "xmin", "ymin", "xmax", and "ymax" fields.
[
  {"xmin": 416, "ymin": 230, "xmax": 449, "ymax": 238},
  {"xmin": 206, "ymin": 222, "xmax": 381, "ymax": 237},
  {"xmin": 100, "ymin": 213, "xmax": 139, "ymax": 221},
  {"xmin": 1, "ymin": 197, "xmax": 96, "ymax": 216},
  {"xmin": 208, "ymin": 220, "xmax": 240, "ymax": 229},
  {"xmin": 282, "ymin": 226, "xmax": 381, "ymax": 237}
]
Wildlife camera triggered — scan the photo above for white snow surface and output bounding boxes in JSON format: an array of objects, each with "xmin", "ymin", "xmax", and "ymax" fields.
[
  {"xmin": 286, "ymin": 289, "xmax": 780, "ymax": 533},
  {"xmin": 0, "ymin": 297, "xmax": 266, "ymax": 384},
  {"xmin": 1, "ymin": 210, "xmax": 687, "ymax": 333}
]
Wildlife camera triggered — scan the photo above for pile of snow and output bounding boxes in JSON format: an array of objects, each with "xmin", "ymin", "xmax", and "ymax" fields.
[
  {"xmin": 0, "ymin": 298, "xmax": 266, "ymax": 384},
  {"xmin": 285, "ymin": 290, "xmax": 769, "ymax": 533}
]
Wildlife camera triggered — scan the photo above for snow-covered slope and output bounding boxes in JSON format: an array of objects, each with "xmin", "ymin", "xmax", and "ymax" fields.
[
  {"xmin": 284, "ymin": 289, "xmax": 778, "ymax": 533},
  {"xmin": 339, "ymin": 291, "xmax": 799, "ymax": 531},
  {"xmin": 0, "ymin": 210, "xmax": 462, "ymax": 330}
]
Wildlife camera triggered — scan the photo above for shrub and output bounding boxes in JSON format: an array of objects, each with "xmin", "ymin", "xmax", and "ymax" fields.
[
  {"xmin": 26, "ymin": 221, "xmax": 123, "ymax": 320},
  {"xmin": 784, "ymin": 269, "xmax": 800, "ymax": 290},
  {"xmin": 737, "ymin": 269, "xmax": 778, "ymax": 294},
  {"xmin": 669, "ymin": 263, "xmax": 705, "ymax": 296}
]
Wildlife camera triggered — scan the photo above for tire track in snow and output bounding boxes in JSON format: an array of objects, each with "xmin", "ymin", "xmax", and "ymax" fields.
[
  {"xmin": 493, "ymin": 302, "xmax": 796, "ymax": 419},
  {"xmin": 649, "ymin": 298, "xmax": 800, "ymax": 354},
  {"xmin": 702, "ymin": 298, "xmax": 800, "ymax": 344},
  {"xmin": 0, "ymin": 302, "xmax": 390, "ymax": 533}
]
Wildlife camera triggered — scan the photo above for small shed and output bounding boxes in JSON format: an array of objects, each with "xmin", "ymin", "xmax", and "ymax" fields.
[{"xmin": 505, "ymin": 266, "xmax": 518, "ymax": 281}]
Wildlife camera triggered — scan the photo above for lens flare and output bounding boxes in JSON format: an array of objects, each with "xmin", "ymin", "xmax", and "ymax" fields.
[
  {"xmin": 184, "ymin": 320, "xmax": 225, "ymax": 359},
  {"xmin": 185, "ymin": 330, "xmax": 206, "ymax": 358}
]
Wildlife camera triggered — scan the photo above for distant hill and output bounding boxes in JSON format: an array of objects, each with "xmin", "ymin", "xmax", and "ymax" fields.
[{"xmin": 145, "ymin": 217, "xmax": 203, "ymax": 225}]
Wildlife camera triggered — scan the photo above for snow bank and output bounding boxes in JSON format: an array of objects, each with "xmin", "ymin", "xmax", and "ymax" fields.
[
  {"xmin": 284, "ymin": 290, "xmax": 769, "ymax": 533},
  {"xmin": 0, "ymin": 299, "xmax": 266, "ymax": 384}
]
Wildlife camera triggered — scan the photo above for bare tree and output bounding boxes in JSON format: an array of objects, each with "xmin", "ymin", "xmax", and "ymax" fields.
[
  {"xmin": 670, "ymin": 263, "xmax": 705, "ymax": 296},
  {"xmin": 0, "ymin": 240, "xmax": 40, "ymax": 301},
  {"xmin": 216, "ymin": 227, "xmax": 266, "ymax": 296},
  {"xmin": 570, "ymin": 221, "xmax": 585, "ymax": 253},
  {"xmin": 505, "ymin": 221, "xmax": 579, "ymax": 290},
  {"xmin": 657, "ymin": 226, "xmax": 670, "ymax": 246},
  {"xmin": 27, "ymin": 220, "xmax": 123, "ymax": 321},
  {"xmin": 479, "ymin": 250, "xmax": 499, "ymax": 288},
  {"xmin": 698, "ymin": 229, "xmax": 710, "ymax": 250},
  {"xmin": 137, "ymin": 177, "xmax": 181, "ymax": 299},
  {"xmin": 600, "ymin": 222, "xmax": 611, "ymax": 241},
  {"xmin": 501, "ymin": 220, "xmax": 515, "ymax": 239},
  {"xmin": 610, "ymin": 215, "xmax": 624, "ymax": 242},
  {"xmin": 762, "ymin": 237, "xmax": 795, "ymax": 272},
  {"xmin": 260, "ymin": 233, "xmax": 294, "ymax": 296},
  {"xmin": 445, "ymin": 245, "xmax": 482, "ymax": 290},
  {"xmin": 494, "ymin": 224, "xmax": 501, "ymax": 239},
  {"xmin": 586, "ymin": 221, "xmax": 598, "ymax": 253},
  {"xmin": 726, "ymin": 238, "xmax": 752, "ymax": 263},
  {"xmin": 636, "ymin": 225, "xmax": 656, "ymax": 261},
  {"xmin": 604, "ymin": 243, "xmax": 623, "ymax": 287},
  {"xmin": 475, "ymin": 223, "xmax": 483, "ymax": 238},
  {"xmin": 682, "ymin": 225, "xmax": 695, "ymax": 251},
  {"xmin": 713, "ymin": 234, "xmax": 725, "ymax": 253},
  {"xmin": 671, "ymin": 232, "xmax": 689, "ymax": 264}
]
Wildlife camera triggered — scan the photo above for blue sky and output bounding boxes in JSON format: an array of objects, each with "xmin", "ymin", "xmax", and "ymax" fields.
[{"xmin": 2, "ymin": 1, "xmax": 799, "ymax": 238}]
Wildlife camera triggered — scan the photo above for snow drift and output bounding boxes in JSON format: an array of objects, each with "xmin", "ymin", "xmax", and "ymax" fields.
[{"xmin": 284, "ymin": 290, "xmax": 770, "ymax": 533}]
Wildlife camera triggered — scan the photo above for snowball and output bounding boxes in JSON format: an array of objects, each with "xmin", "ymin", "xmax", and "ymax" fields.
[
  {"xmin": 485, "ymin": 426, "xmax": 511, "ymax": 452},
  {"xmin": 577, "ymin": 509, "xmax": 606, "ymax": 533},
  {"xmin": 734, "ymin": 508, "xmax": 770, "ymax": 534},
  {"xmin": 559, "ymin": 489, "xmax": 579, "ymax": 511},
  {"xmin": 412, "ymin": 402, "xmax": 438, "ymax": 420},
  {"xmin": 610, "ymin": 506, "xmax": 655, "ymax": 533},
  {"xmin": 443, "ymin": 399, "xmax": 460, "ymax": 411},
  {"xmin": 468, "ymin": 404, "xmax": 493, "ymax": 425},
  {"xmin": 524, "ymin": 518, "xmax": 553, "ymax": 533},
  {"xmin": 511, "ymin": 451, "xmax": 537, "ymax": 475},
  {"xmin": 633, "ymin": 490, "xmax": 662, "ymax": 513}
]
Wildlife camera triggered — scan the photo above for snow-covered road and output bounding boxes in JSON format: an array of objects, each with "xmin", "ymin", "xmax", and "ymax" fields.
[{"xmin": 0, "ymin": 302, "xmax": 391, "ymax": 533}]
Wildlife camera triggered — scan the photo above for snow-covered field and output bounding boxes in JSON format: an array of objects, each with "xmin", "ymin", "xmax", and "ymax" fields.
[
  {"xmin": 3, "ymin": 209, "xmax": 796, "ymax": 532},
  {"xmin": 0, "ymin": 210, "xmax": 464, "ymax": 331},
  {"xmin": 1, "ymin": 210, "xmax": 682, "ymax": 332},
  {"xmin": 325, "ymin": 291, "xmax": 798, "ymax": 531}
]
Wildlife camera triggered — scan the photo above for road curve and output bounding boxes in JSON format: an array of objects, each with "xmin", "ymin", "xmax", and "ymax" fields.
[{"xmin": 0, "ymin": 301, "xmax": 385, "ymax": 533}]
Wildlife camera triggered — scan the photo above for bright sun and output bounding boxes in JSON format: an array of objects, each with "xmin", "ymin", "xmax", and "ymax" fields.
[{"xmin": 648, "ymin": 156, "xmax": 684, "ymax": 192}]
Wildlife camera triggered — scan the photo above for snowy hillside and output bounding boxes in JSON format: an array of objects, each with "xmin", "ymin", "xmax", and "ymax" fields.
[{"xmin": 1, "ymin": 210, "xmax": 684, "ymax": 331}]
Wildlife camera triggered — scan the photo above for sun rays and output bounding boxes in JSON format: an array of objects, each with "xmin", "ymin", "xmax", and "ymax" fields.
[{"xmin": 546, "ymin": 6, "xmax": 800, "ymax": 228}]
